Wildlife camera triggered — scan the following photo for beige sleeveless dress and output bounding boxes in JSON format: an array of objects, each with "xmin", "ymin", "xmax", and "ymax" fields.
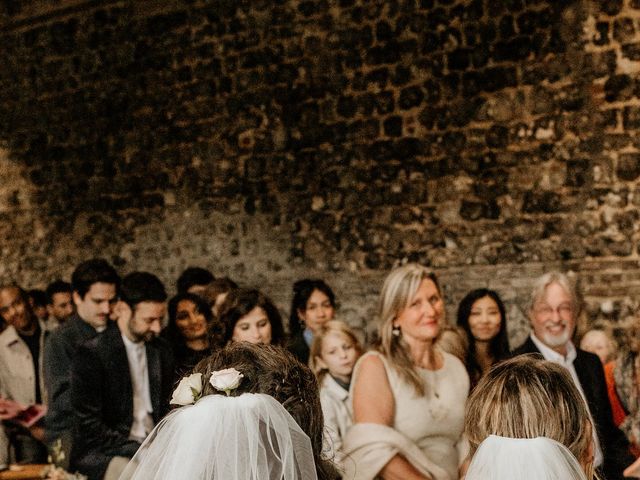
[{"xmin": 344, "ymin": 349, "xmax": 469, "ymax": 480}]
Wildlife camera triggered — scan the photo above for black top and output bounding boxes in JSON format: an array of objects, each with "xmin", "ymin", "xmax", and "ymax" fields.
[
  {"xmin": 172, "ymin": 343, "xmax": 210, "ymax": 382},
  {"xmin": 19, "ymin": 322, "xmax": 42, "ymax": 403},
  {"xmin": 287, "ymin": 330, "xmax": 310, "ymax": 364}
]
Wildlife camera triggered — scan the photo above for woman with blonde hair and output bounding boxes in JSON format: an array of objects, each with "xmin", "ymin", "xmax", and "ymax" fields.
[
  {"xmin": 464, "ymin": 355, "xmax": 594, "ymax": 480},
  {"xmin": 344, "ymin": 263, "xmax": 469, "ymax": 480}
]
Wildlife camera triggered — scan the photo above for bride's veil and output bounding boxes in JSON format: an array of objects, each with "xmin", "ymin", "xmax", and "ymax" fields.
[
  {"xmin": 119, "ymin": 393, "xmax": 318, "ymax": 480},
  {"xmin": 465, "ymin": 435, "xmax": 588, "ymax": 480}
]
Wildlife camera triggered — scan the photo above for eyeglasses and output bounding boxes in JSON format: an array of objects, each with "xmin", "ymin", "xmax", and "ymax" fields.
[{"xmin": 533, "ymin": 303, "xmax": 573, "ymax": 317}]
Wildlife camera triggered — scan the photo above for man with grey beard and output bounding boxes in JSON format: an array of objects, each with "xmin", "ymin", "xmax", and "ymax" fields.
[{"xmin": 513, "ymin": 271, "xmax": 632, "ymax": 480}]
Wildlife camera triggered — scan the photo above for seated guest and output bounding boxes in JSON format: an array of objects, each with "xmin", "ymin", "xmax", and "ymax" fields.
[
  {"xmin": 164, "ymin": 292, "xmax": 213, "ymax": 380},
  {"xmin": 580, "ymin": 323, "xmax": 616, "ymax": 365},
  {"xmin": 212, "ymin": 288, "xmax": 286, "ymax": 348},
  {"xmin": 27, "ymin": 289, "xmax": 48, "ymax": 325},
  {"xmin": 201, "ymin": 276, "xmax": 238, "ymax": 318},
  {"xmin": 512, "ymin": 271, "xmax": 633, "ymax": 480},
  {"xmin": 45, "ymin": 280, "xmax": 74, "ymax": 330},
  {"xmin": 288, "ymin": 279, "xmax": 336, "ymax": 364},
  {"xmin": 309, "ymin": 320, "xmax": 363, "ymax": 470},
  {"xmin": 345, "ymin": 263, "xmax": 469, "ymax": 480},
  {"xmin": 44, "ymin": 259, "xmax": 120, "ymax": 463},
  {"xmin": 464, "ymin": 356, "xmax": 594, "ymax": 480},
  {"xmin": 70, "ymin": 272, "xmax": 173, "ymax": 480},
  {"xmin": 456, "ymin": 288, "xmax": 510, "ymax": 389},
  {"xmin": 606, "ymin": 315, "xmax": 640, "ymax": 457},
  {"xmin": 121, "ymin": 342, "xmax": 339, "ymax": 479},
  {"xmin": 0, "ymin": 285, "xmax": 48, "ymax": 465},
  {"xmin": 176, "ymin": 267, "xmax": 214, "ymax": 296}
]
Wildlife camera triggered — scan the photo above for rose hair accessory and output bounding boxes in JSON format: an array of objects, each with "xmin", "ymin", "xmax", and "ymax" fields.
[
  {"xmin": 170, "ymin": 373, "xmax": 203, "ymax": 406},
  {"xmin": 119, "ymin": 393, "xmax": 318, "ymax": 479},
  {"xmin": 209, "ymin": 367, "xmax": 244, "ymax": 396}
]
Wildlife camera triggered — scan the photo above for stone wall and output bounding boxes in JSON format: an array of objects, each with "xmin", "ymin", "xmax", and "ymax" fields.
[{"xmin": 1, "ymin": 0, "xmax": 640, "ymax": 346}]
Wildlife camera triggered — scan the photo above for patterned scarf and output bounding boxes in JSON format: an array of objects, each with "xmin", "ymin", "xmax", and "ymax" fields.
[{"xmin": 613, "ymin": 350, "xmax": 640, "ymax": 444}]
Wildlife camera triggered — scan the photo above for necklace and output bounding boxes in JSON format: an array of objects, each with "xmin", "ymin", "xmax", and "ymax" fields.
[
  {"xmin": 425, "ymin": 368, "xmax": 448, "ymax": 420},
  {"xmin": 427, "ymin": 368, "xmax": 440, "ymax": 399}
]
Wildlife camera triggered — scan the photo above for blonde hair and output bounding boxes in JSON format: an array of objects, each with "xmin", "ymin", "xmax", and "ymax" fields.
[
  {"xmin": 528, "ymin": 271, "xmax": 580, "ymax": 316},
  {"xmin": 309, "ymin": 320, "xmax": 363, "ymax": 383},
  {"xmin": 377, "ymin": 263, "xmax": 442, "ymax": 395},
  {"xmin": 579, "ymin": 323, "xmax": 617, "ymax": 363},
  {"xmin": 465, "ymin": 355, "xmax": 595, "ymax": 479}
]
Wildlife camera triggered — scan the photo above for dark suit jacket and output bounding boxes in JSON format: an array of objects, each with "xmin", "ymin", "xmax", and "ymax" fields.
[
  {"xmin": 513, "ymin": 337, "xmax": 633, "ymax": 480},
  {"xmin": 69, "ymin": 325, "xmax": 174, "ymax": 480},
  {"xmin": 44, "ymin": 314, "xmax": 106, "ymax": 447}
]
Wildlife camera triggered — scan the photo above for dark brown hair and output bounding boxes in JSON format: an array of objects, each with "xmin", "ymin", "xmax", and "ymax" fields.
[
  {"xmin": 195, "ymin": 342, "xmax": 339, "ymax": 480},
  {"xmin": 212, "ymin": 288, "xmax": 285, "ymax": 347}
]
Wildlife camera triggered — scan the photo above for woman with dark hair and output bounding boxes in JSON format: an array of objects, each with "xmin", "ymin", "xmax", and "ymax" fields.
[
  {"xmin": 288, "ymin": 279, "xmax": 336, "ymax": 364},
  {"xmin": 164, "ymin": 293, "xmax": 214, "ymax": 380},
  {"xmin": 456, "ymin": 288, "xmax": 510, "ymax": 388},
  {"xmin": 121, "ymin": 342, "xmax": 340, "ymax": 479},
  {"xmin": 212, "ymin": 288, "xmax": 285, "ymax": 348}
]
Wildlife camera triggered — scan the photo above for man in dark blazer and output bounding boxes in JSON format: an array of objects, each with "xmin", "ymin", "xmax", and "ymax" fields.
[
  {"xmin": 70, "ymin": 272, "xmax": 173, "ymax": 480},
  {"xmin": 513, "ymin": 271, "xmax": 633, "ymax": 480},
  {"xmin": 44, "ymin": 259, "xmax": 120, "ymax": 466}
]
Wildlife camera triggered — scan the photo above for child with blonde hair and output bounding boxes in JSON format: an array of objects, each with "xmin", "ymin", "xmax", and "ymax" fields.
[{"xmin": 310, "ymin": 320, "xmax": 363, "ymax": 469}]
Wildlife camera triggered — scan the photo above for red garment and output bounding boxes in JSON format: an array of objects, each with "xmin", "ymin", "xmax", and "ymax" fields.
[
  {"xmin": 605, "ymin": 361, "xmax": 640, "ymax": 457},
  {"xmin": 605, "ymin": 361, "xmax": 628, "ymax": 427}
]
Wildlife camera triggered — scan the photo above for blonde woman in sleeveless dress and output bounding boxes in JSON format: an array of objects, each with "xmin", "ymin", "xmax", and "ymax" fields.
[{"xmin": 343, "ymin": 264, "xmax": 469, "ymax": 480}]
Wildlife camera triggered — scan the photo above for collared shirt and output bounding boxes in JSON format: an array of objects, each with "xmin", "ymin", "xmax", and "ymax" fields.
[
  {"xmin": 530, "ymin": 333, "xmax": 603, "ymax": 467},
  {"xmin": 121, "ymin": 334, "xmax": 154, "ymax": 441}
]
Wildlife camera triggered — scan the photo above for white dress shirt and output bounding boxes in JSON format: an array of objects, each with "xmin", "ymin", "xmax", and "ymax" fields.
[{"xmin": 121, "ymin": 334, "xmax": 154, "ymax": 441}]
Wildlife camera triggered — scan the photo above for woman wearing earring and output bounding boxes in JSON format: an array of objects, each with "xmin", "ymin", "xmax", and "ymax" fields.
[
  {"xmin": 287, "ymin": 279, "xmax": 336, "ymax": 364},
  {"xmin": 344, "ymin": 263, "xmax": 469, "ymax": 480}
]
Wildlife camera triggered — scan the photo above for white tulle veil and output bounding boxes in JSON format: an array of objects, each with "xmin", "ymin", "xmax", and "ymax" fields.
[
  {"xmin": 118, "ymin": 393, "xmax": 318, "ymax": 480},
  {"xmin": 465, "ymin": 435, "xmax": 588, "ymax": 480}
]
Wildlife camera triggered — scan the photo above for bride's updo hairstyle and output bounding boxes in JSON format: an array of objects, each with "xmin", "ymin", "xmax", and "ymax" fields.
[
  {"xmin": 195, "ymin": 342, "xmax": 339, "ymax": 480},
  {"xmin": 464, "ymin": 355, "xmax": 594, "ymax": 478}
]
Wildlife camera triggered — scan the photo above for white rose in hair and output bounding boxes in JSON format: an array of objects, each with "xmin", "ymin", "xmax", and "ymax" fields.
[
  {"xmin": 170, "ymin": 373, "xmax": 203, "ymax": 405},
  {"xmin": 209, "ymin": 368, "xmax": 244, "ymax": 395}
]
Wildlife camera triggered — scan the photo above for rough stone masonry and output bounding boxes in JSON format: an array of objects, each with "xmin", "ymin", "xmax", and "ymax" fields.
[{"xmin": 1, "ymin": 0, "xmax": 640, "ymax": 345}]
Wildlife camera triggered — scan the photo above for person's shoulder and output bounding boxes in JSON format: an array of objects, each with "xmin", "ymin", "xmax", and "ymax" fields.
[
  {"xmin": 49, "ymin": 315, "xmax": 87, "ymax": 343},
  {"xmin": 148, "ymin": 335, "xmax": 173, "ymax": 354},
  {"xmin": 354, "ymin": 350, "xmax": 389, "ymax": 378},
  {"xmin": 320, "ymin": 377, "xmax": 347, "ymax": 404},
  {"xmin": 358, "ymin": 350, "xmax": 386, "ymax": 364},
  {"xmin": 511, "ymin": 337, "xmax": 539, "ymax": 357},
  {"xmin": 441, "ymin": 349, "xmax": 466, "ymax": 371},
  {"xmin": 79, "ymin": 324, "xmax": 117, "ymax": 352},
  {"xmin": 575, "ymin": 348, "xmax": 603, "ymax": 370},
  {"xmin": 0, "ymin": 324, "xmax": 17, "ymax": 344}
]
